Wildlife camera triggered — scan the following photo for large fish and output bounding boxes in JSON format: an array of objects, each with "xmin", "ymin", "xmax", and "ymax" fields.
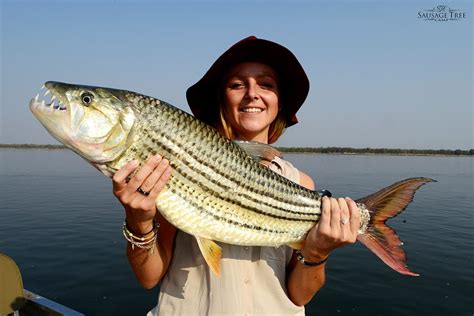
[{"xmin": 30, "ymin": 81, "xmax": 434, "ymax": 277}]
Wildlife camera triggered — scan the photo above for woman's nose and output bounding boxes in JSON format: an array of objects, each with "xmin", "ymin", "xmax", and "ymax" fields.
[{"xmin": 246, "ymin": 80, "xmax": 259, "ymax": 100}]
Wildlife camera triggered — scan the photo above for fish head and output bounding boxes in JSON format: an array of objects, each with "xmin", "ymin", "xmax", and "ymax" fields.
[{"xmin": 30, "ymin": 81, "xmax": 135, "ymax": 165}]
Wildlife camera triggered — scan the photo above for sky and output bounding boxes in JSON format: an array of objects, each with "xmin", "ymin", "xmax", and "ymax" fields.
[{"xmin": 1, "ymin": 0, "xmax": 472, "ymax": 149}]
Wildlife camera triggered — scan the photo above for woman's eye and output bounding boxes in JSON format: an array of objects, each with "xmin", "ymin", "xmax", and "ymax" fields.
[
  {"xmin": 229, "ymin": 82, "xmax": 244, "ymax": 89},
  {"xmin": 227, "ymin": 80, "xmax": 244, "ymax": 89},
  {"xmin": 81, "ymin": 93, "xmax": 94, "ymax": 106},
  {"xmin": 260, "ymin": 82, "xmax": 275, "ymax": 89}
]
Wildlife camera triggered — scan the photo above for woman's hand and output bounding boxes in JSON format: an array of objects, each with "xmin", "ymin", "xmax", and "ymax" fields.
[
  {"xmin": 302, "ymin": 197, "xmax": 361, "ymax": 261},
  {"xmin": 112, "ymin": 155, "xmax": 172, "ymax": 233}
]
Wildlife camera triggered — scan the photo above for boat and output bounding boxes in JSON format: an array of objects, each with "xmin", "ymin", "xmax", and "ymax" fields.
[{"xmin": 0, "ymin": 253, "xmax": 84, "ymax": 316}]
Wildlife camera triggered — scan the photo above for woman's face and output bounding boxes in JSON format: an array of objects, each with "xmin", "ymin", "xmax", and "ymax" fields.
[{"xmin": 222, "ymin": 62, "xmax": 279, "ymax": 143}]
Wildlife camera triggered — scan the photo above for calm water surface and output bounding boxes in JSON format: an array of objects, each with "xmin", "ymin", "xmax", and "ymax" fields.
[{"xmin": 0, "ymin": 149, "xmax": 472, "ymax": 315}]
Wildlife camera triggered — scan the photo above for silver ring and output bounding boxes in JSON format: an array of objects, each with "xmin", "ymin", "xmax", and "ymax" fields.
[
  {"xmin": 137, "ymin": 187, "xmax": 150, "ymax": 196},
  {"xmin": 340, "ymin": 218, "xmax": 349, "ymax": 225}
]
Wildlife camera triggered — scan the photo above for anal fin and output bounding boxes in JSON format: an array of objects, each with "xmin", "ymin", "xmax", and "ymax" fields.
[
  {"xmin": 195, "ymin": 236, "xmax": 222, "ymax": 277},
  {"xmin": 287, "ymin": 241, "xmax": 305, "ymax": 250}
]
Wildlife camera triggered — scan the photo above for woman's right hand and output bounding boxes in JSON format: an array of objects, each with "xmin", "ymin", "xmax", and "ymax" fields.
[{"xmin": 112, "ymin": 154, "xmax": 172, "ymax": 234}]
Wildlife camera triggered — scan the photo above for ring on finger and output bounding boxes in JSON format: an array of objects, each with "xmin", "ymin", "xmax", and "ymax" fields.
[
  {"xmin": 340, "ymin": 217, "xmax": 349, "ymax": 225},
  {"xmin": 137, "ymin": 187, "xmax": 150, "ymax": 196}
]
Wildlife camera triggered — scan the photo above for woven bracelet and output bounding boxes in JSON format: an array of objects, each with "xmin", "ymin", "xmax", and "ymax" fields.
[{"xmin": 296, "ymin": 250, "xmax": 329, "ymax": 267}]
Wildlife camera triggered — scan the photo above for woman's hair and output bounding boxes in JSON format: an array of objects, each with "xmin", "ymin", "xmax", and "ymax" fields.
[{"xmin": 215, "ymin": 103, "xmax": 287, "ymax": 144}]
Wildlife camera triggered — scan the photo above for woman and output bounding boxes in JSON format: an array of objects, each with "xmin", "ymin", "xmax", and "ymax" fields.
[{"xmin": 113, "ymin": 36, "xmax": 361, "ymax": 315}]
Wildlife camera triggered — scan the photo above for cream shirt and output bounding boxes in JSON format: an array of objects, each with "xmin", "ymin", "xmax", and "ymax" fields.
[{"xmin": 148, "ymin": 157, "xmax": 305, "ymax": 316}]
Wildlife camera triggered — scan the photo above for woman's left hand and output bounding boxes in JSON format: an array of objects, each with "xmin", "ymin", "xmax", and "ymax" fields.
[{"xmin": 301, "ymin": 197, "xmax": 361, "ymax": 261}]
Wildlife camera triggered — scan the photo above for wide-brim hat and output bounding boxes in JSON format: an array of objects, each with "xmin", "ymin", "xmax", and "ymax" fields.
[{"xmin": 186, "ymin": 36, "xmax": 310, "ymax": 127}]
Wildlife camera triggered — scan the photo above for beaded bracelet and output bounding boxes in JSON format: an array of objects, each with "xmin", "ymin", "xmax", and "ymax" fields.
[
  {"xmin": 122, "ymin": 220, "xmax": 160, "ymax": 254},
  {"xmin": 296, "ymin": 250, "xmax": 329, "ymax": 267},
  {"xmin": 124, "ymin": 220, "xmax": 157, "ymax": 240}
]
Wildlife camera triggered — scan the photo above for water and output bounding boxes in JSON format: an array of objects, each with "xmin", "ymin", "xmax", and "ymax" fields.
[{"xmin": 0, "ymin": 149, "xmax": 472, "ymax": 315}]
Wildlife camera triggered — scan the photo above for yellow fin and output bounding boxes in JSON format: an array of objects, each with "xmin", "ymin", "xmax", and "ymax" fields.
[
  {"xmin": 195, "ymin": 236, "xmax": 222, "ymax": 277},
  {"xmin": 287, "ymin": 241, "xmax": 304, "ymax": 250}
]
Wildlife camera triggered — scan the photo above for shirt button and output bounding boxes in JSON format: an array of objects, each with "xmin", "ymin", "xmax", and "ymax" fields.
[
  {"xmin": 243, "ymin": 246, "xmax": 249, "ymax": 250},
  {"xmin": 244, "ymin": 278, "xmax": 250, "ymax": 284}
]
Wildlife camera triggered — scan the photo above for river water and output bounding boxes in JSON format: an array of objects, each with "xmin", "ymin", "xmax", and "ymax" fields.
[{"xmin": 0, "ymin": 149, "xmax": 472, "ymax": 315}]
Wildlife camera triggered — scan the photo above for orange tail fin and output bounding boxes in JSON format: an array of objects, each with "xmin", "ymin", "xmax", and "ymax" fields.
[{"xmin": 356, "ymin": 177, "xmax": 435, "ymax": 276}]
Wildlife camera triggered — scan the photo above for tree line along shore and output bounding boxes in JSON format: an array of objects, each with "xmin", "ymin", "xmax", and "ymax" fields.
[
  {"xmin": 1, "ymin": 144, "xmax": 472, "ymax": 156},
  {"xmin": 277, "ymin": 147, "xmax": 473, "ymax": 156}
]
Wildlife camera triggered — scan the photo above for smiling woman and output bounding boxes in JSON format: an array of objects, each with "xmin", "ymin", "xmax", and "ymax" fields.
[{"xmin": 221, "ymin": 62, "xmax": 280, "ymax": 143}]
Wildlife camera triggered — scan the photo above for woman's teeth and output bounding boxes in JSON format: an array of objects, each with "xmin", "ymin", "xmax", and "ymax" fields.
[{"xmin": 241, "ymin": 108, "xmax": 263, "ymax": 113}]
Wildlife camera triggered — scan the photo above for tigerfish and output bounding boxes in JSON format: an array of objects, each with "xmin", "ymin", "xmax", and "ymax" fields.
[{"xmin": 30, "ymin": 81, "xmax": 434, "ymax": 277}]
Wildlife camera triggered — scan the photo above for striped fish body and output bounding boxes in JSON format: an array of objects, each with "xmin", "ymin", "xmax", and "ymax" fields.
[
  {"xmin": 30, "ymin": 81, "xmax": 434, "ymax": 276},
  {"xmin": 112, "ymin": 91, "xmax": 325, "ymax": 247}
]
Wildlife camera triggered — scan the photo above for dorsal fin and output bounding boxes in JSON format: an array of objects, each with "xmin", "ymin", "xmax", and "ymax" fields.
[{"xmin": 234, "ymin": 141, "xmax": 282, "ymax": 164}]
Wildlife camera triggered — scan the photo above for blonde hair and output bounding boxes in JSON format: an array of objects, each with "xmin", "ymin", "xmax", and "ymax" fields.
[{"xmin": 215, "ymin": 105, "xmax": 287, "ymax": 144}]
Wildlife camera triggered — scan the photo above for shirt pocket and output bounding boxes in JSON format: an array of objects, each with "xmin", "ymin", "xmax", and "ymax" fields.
[{"xmin": 259, "ymin": 246, "xmax": 291, "ymax": 280}]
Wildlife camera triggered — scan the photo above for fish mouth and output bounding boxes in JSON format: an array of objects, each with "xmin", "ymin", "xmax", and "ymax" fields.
[
  {"xmin": 29, "ymin": 82, "xmax": 69, "ymax": 114},
  {"xmin": 29, "ymin": 81, "xmax": 73, "ymax": 148}
]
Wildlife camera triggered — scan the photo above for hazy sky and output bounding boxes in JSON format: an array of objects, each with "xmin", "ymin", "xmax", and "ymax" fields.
[{"xmin": 1, "ymin": 0, "xmax": 472, "ymax": 149}]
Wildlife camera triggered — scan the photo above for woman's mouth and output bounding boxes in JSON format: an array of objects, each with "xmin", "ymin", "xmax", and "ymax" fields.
[{"xmin": 240, "ymin": 107, "xmax": 263, "ymax": 113}]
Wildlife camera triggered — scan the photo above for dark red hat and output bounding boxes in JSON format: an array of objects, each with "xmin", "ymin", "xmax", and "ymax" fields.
[{"xmin": 186, "ymin": 36, "xmax": 310, "ymax": 127}]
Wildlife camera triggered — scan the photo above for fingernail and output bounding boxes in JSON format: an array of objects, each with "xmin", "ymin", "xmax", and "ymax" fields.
[
  {"xmin": 153, "ymin": 155, "xmax": 162, "ymax": 162},
  {"xmin": 130, "ymin": 160, "xmax": 139, "ymax": 167}
]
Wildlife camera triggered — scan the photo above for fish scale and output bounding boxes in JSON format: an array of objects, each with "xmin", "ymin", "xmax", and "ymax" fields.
[{"xmin": 30, "ymin": 81, "xmax": 434, "ymax": 277}]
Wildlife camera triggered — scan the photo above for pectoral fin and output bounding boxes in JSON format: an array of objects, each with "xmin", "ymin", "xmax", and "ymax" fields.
[
  {"xmin": 195, "ymin": 236, "xmax": 222, "ymax": 277},
  {"xmin": 233, "ymin": 140, "xmax": 282, "ymax": 165}
]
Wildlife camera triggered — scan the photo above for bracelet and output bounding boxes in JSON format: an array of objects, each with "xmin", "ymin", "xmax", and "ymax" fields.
[
  {"xmin": 296, "ymin": 250, "xmax": 329, "ymax": 267},
  {"xmin": 124, "ymin": 220, "xmax": 157, "ymax": 241},
  {"xmin": 122, "ymin": 220, "xmax": 160, "ymax": 254}
]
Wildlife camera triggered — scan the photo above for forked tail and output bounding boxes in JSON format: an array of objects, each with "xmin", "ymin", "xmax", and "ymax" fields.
[{"xmin": 356, "ymin": 177, "xmax": 435, "ymax": 276}]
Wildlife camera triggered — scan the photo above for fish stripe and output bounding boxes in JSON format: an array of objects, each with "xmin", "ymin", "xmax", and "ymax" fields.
[
  {"xmin": 138, "ymin": 107, "xmax": 319, "ymax": 210},
  {"xmin": 172, "ymin": 163, "xmax": 317, "ymax": 222},
  {"xmin": 142, "ymin": 128, "xmax": 318, "ymax": 221},
  {"xmin": 142, "ymin": 100, "xmax": 315, "ymax": 208}
]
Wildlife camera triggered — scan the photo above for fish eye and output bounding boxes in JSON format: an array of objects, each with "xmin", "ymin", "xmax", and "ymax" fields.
[{"xmin": 81, "ymin": 93, "xmax": 94, "ymax": 106}]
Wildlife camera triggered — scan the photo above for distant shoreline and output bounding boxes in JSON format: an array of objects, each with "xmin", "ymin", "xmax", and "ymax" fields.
[
  {"xmin": 277, "ymin": 147, "xmax": 473, "ymax": 157},
  {"xmin": 1, "ymin": 144, "xmax": 67, "ymax": 150},
  {"xmin": 1, "ymin": 144, "xmax": 472, "ymax": 156}
]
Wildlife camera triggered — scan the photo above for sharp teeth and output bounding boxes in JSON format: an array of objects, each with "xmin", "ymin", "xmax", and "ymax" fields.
[
  {"xmin": 51, "ymin": 95, "xmax": 56, "ymax": 102},
  {"xmin": 41, "ymin": 85, "xmax": 45, "ymax": 90},
  {"xmin": 35, "ymin": 94, "xmax": 39, "ymax": 101},
  {"xmin": 44, "ymin": 90, "xmax": 50, "ymax": 96},
  {"xmin": 41, "ymin": 100, "xmax": 45, "ymax": 106}
]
